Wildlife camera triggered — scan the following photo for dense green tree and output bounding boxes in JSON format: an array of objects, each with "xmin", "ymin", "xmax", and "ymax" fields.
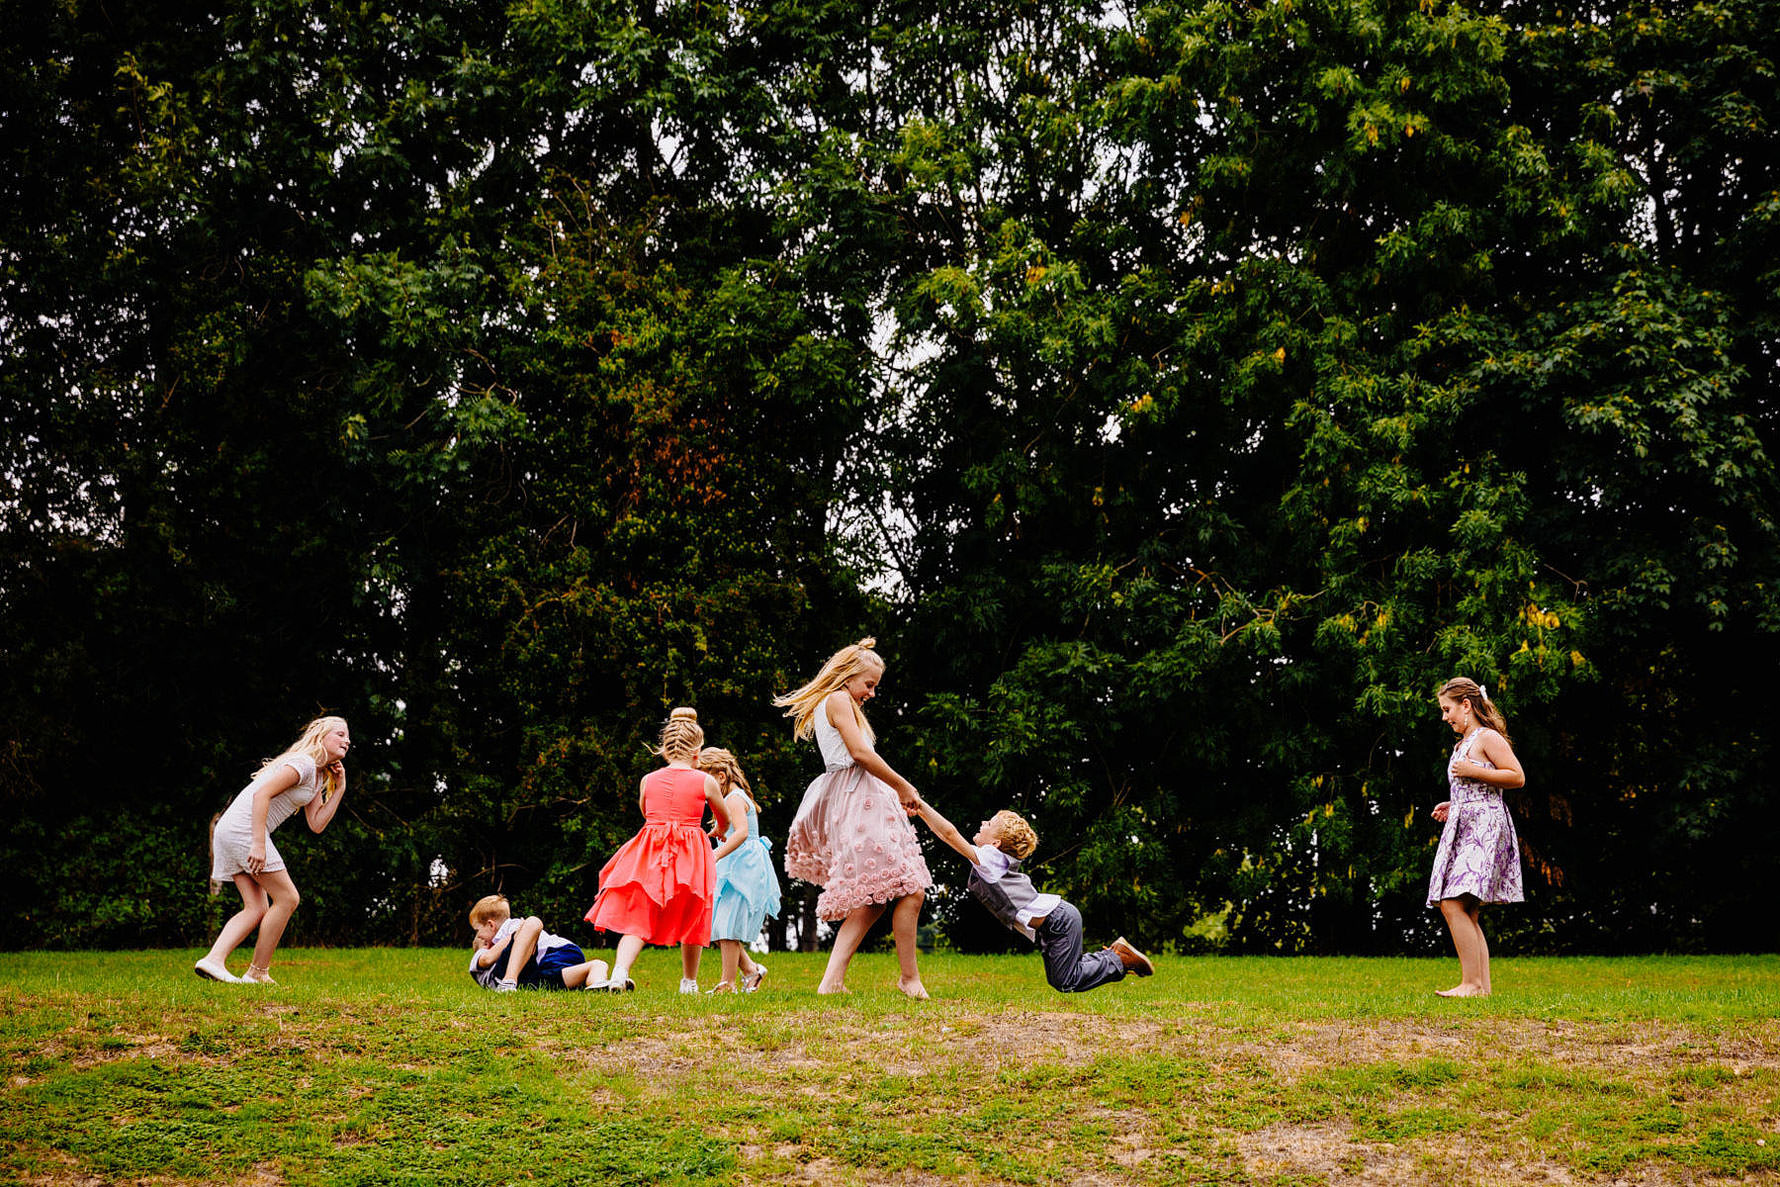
[
  {"xmin": 874, "ymin": 0, "xmax": 1778, "ymax": 952},
  {"xmin": 2, "ymin": 0, "xmax": 1774, "ymax": 952},
  {"xmin": 0, "ymin": 0, "xmax": 874, "ymax": 946}
]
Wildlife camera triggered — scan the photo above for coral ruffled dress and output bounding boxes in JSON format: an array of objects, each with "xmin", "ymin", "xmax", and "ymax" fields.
[
  {"xmin": 784, "ymin": 702, "xmax": 932, "ymax": 921},
  {"xmin": 586, "ymin": 766, "xmax": 715, "ymax": 946}
]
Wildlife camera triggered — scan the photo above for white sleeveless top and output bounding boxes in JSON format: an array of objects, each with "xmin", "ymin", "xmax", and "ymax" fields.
[{"xmin": 813, "ymin": 698, "xmax": 862, "ymax": 772}]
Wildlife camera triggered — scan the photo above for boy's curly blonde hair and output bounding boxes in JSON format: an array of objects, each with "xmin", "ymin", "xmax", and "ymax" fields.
[
  {"xmin": 468, "ymin": 894, "xmax": 511, "ymax": 927},
  {"xmin": 988, "ymin": 810, "xmax": 1038, "ymax": 860}
]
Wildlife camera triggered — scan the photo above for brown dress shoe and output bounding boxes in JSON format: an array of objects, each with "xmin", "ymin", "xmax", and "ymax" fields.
[{"xmin": 1109, "ymin": 937, "xmax": 1154, "ymax": 977}]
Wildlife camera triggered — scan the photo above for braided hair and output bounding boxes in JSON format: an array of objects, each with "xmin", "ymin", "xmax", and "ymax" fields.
[{"xmin": 654, "ymin": 707, "xmax": 705, "ymax": 763}]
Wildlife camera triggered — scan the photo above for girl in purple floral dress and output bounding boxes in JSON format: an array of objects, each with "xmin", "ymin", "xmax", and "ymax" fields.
[{"xmin": 1427, "ymin": 677, "xmax": 1525, "ymax": 997}]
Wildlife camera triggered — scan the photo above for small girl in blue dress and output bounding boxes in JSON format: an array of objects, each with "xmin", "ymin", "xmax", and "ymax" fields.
[{"xmin": 698, "ymin": 747, "xmax": 780, "ymax": 992}]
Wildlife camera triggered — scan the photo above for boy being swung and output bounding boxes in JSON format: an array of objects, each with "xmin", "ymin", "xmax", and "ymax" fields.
[{"xmin": 909, "ymin": 800, "xmax": 1153, "ymax": 992}]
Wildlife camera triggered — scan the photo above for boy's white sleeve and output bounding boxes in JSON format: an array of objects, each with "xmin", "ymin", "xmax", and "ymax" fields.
[
  {"xmin": 969, "ymin": 846, "xmax": 1007, "ymax": 882},
  {"xmin": 533, "ymin": 928, "xmax": 573, "ymax": 955}
]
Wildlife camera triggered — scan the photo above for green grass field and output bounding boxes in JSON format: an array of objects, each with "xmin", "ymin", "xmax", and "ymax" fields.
[{"xmin": 2, "ymin": 950, "xmax": 1776, "ymax": 1185}]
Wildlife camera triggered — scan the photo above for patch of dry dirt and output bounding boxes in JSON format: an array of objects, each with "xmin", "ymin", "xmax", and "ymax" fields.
[
  {"xmin": 777, "ymin": 1157, "xmax": 995, "ymax": 1185},
  {"xmin": 1233, "ymin": 1121, "xmax": 1775, "ymax": 1186}
]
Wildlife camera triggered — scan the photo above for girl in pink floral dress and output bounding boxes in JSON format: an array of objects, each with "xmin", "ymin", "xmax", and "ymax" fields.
[
  {"xmin": 777, "ymin": 638, "xmax": 934, "ymax": 998},
  {"xmin": 1427, "ymin": 677, "xmax": 1526, "ymax": 998}
]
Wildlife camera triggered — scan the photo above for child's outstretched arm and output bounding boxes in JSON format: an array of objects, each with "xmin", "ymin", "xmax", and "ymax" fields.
[
  {"xmin": 910, "ymin": 798, "xmax": 979, "ymax": 864},
  {"xmin": 706, "ymin": 779, "xmax": 747, "ymax": 863},
  {"xmin": 825, "ymin": 689, "xmax": 921, "ymax": 806}
]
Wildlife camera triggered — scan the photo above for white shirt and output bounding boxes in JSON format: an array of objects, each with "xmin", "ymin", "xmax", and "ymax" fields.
[{"xmin": 467, "ymin": 917, "xmax": 578, "ymax": 985}]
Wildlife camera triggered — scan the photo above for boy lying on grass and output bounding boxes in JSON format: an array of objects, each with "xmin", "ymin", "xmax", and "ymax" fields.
[
  {"xmin": 469, "ymin": 895, "xmax": 609, "ymax": 991},
  {"xmin": 908, "ymin": 799, "xmax": 1153, "ymax": 992}
]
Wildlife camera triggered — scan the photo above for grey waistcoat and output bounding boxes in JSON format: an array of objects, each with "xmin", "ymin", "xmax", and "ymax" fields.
[{"xmin": 968, "ymin": 854, "xmax": 1042, "ymax": 938}]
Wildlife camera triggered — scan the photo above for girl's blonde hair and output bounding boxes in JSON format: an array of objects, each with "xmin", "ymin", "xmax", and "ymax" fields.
[
  {"xmin": 1439, "ymin": 677, "xmax": 1512, "ymax": 745},
  {"xmin": 654, "ymin": 707, "xmax": 705, "ymax": 763},
  {"xmin": 772, "ymin": 637, "xmax": 884, "ymax": 741},
  {"xmin": 697, "ymin": 746, "xmax": 758, "ymax": 811},
  {"xmin": 255, "ymin": 715, "xmax": 347, "ymax": 803}
]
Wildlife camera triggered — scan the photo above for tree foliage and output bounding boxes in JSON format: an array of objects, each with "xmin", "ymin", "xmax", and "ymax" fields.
[{"xmin": 2, "ymin": 0, "xmax": 1774, "ymax": 952}]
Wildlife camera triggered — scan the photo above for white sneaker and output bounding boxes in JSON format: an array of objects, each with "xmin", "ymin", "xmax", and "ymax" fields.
[
  {"xmin": 678, "ymin": 978, "xmax": 699, "ymax": 995},
  {"xmin": 494, "ymin": 980, "xmax": 519, "ymax": 993},
  {"xmin": 193, "ymin": 958, "xmax": 240, "ymax": 984}
]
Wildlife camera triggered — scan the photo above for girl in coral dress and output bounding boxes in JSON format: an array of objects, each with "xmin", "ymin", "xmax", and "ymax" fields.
[
  {"xmin": 777, "ymin": 638, "xmax": 934, "ymax": 998},
  {"xmin": 586, "ymin": 708, "xmax": 742, "ymax": 992}
]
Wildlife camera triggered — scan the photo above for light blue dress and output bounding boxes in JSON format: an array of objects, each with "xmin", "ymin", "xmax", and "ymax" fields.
[{"xmin": 711, "ymin": 798, "xmax": 782, "ymax": 943}]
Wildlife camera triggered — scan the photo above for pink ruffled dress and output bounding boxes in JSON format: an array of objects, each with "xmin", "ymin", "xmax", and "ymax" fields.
[{"xmin": 784, "ymin": 701, "xmax": 932, "ymax": 921}]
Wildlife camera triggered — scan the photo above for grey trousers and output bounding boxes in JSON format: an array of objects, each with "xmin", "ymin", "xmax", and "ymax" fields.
[{"xmin": 1036, "ymin": 901, "xmax": 1126, "ymax": 993}]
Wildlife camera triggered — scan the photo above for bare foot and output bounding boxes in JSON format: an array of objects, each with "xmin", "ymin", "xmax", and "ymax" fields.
[
  {"xmin": 816, "ymin": 981, "xmax": 851, "ymax": 995},
  {"xmin": 897, "ymin": 977, "xmax": 930, "ymax": 1001},
  {"xmin": 1435, "ymin": 984, "xmax": 1489, "ymax": 998}
]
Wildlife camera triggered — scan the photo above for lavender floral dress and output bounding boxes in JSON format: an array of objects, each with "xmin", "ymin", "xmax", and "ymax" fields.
[{"xmin": 1426, "ymin": 728, "xmax": 1524, "ymax": 907}]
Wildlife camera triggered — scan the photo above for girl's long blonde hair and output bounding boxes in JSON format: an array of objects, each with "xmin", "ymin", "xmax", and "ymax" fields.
[
  {"xmin": 255, "ymin": 715, "xmax": 347, "ymax": 803},
  {"xmin": 697, "ymin": 747, "xmax": 759, "ymax": 812},
  {"xmin": 772, "ymin": 637, "xmax": 883, "ymax": 741}
]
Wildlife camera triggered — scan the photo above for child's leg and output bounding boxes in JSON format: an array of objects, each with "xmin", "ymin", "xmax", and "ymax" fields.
[
  {"xmin": 560, "ymin": 959, "xmax": 609, "ymax": 989},
  {"xmin": 717, "ymin": 939, "xmax": 743, "ymax": 987},
  {"xmin": 890, "ymin": 892, "xmax": 928, "ymax": 999},
  {"xmin": 818, "ymin": 903, "xmax": 886, "ymax": 993},
  {"xmin": 1035, "ymin": 902, "xmax": 1125, "ymax": 992},
  {"xmin": 1467, "ymin": 900, "xmax": 1491, "ymax": 993},
  {"xmin": 500, "ymin": 918, "xmax": 545, "ymax": 984},
  {"xmin": 246, "ymin": 869, "xmax": 301, "ymax": 974},
  {"xmin": 735, "ymin": 941, "xmax": 767, "ymax": 991},
  {"xmin": 204, "ymin": 874, "xmax": 271, "ymax": 966},
  {"xmin": 607, "ymin": 934, "xmax": 646, "ymax": 984},
  {"xmin": 1436, "ymin": 897, "xmax": 1489, "ymax": 996},
  {"xmin": 680, "ymin": 942, "xmax": 703, "ymax": 982}
]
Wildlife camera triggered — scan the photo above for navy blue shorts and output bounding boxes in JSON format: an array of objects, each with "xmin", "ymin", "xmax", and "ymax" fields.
[{"xmin": 491, "ymin": 940, "xmax": 586, "ymax": 989}]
